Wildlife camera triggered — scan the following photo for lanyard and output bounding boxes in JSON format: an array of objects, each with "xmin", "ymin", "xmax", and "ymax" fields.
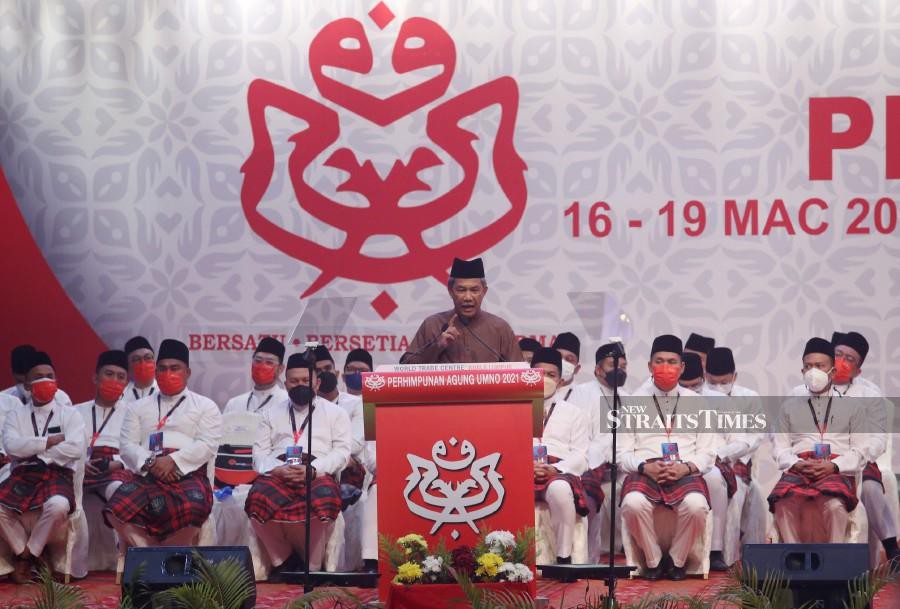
[
  {"xmin": 247, "ymin": 393, "xmax": 273, "ymax": 412},
  {"xmin": 538, "ymin": 401, "xmax": 557, "ymax": 446},
  {"xmin": 808, "ymin": 395, "xmax": 834, "ymax": 441},
  {"xmin": 289, "ymin": 403, "xmax": 314, "ymax": 446},
  {"xmin": 543, "ymin": 402, "xmax": 556, "ymax": 428},
  {"xmin": 90, "ymin": 404, "xmax": 116, "ymax": 449},
  {"xmin": 652, "ymin": 394, "xmax": 680, "ymax": 440},
  {"xmin": 156, "ymin": 395, "xmax": 186, "ymax": 431},
  {"xmin": 133, "ymin": 385, "xmax": 155, "ymax": 400},
  {"xmin": 31, "ymin": 409, "xmax": 54, "ymax": 437}
]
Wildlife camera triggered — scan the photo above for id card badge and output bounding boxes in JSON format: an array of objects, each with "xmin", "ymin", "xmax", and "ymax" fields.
[
  {"xmin": 286, "ymin": 445, "xmax": 303, "ymax": 466},
  {"xmin": 814, "ymin": 443, "xmax": 831, "ymax": 460},
  {"xmin": 533, "ymin": 444, "xmax": 548, "ymax": 464},
  {"xmin": 148, "ymin": 431, "xmax": 164, "ymax": 456},
  {"xmin": 661, "ymin": 442, "xmax": 681, "ymax": 462},
  {"xmin": 86, "ymin": 446, "xmax": 93, "ymax": 459}
]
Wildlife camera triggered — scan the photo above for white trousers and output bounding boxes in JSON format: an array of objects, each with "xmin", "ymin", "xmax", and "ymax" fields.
[
  {"xmin": 361, "ymin": 485, "xmax": 378, "ymax": 561},
  {"xmin": 703, "ymin": 468, "xmax": 728, "ymax": 552},
  {"xmin": 544, "ymin": 479, "xmax": 577, "ymax": 559},
  {"xmin": 774, "ymin": 496, "xmax": 849, "ymax": 543},
  {"xmin": 0, "ymin": 495, "xmax": 69, "ymax": 557},
  {"xmin": 621, "ymin": 491, "xmax": 709, "ymax": 568},
  {"xmin": 860, "ymin": 479, "xmax": 897, "ymax": 542},
  {"xmin": 251, "ymin": 519, "xmax": 334, "ymax": 571}
]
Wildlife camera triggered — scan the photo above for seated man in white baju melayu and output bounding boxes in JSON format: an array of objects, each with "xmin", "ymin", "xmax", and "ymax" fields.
[
  {"xmin": 104, "ymin": 339, "xmax": 223, "ymax": 549},
  {"xmin": 244, "ymin": 353, "xmax": 351, "ymax": 574},
  {"xmin": 621, "ymin": 334, "xmax": 715, "ymax": 581},
  {"xmin": 567, "ymin": 341, "xmax": 630, "ymax": 559},
  {"xmin": 74, "ymin": 350, "xmax": 132, "ymax": 571},
  {"xmin": 829, "ymin": 331, "xmax": 899, "ymax": 566},
  {"xmin": 770, "ymin": 337, "xmax": 867, "ymax": 544},
  {"xmin": 0, "ymin": 351, "xmax": 85, "ymax": 583},
  {"xmin": 530, "ymin": 347, "xmax": 589, "ymax": 565}
]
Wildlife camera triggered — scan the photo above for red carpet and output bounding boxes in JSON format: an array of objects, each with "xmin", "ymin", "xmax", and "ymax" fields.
[{"xmin": 0, "ymin": 571, "xmax": 896, "ymax": 608}]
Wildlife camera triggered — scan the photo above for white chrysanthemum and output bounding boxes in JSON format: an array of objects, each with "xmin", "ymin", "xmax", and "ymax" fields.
[
  {"xmin": 485, "ymin": 530, "xmax": 516, "ymax": 552},
  {"xmin": 422, "ymin": 555, "xmax": 443, "ymax": 574},
  {"xmin": 498, "ymin": 561, "xmax": 533, "ymax": 583}
]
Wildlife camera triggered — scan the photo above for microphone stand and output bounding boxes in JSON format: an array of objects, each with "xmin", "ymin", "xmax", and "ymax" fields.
[
  {"xmin": 605, "ymin": 350, "xmax": 622, "ymax": 609},
  {"xmin": 302, "ymin": 346, "xmax": 316, "ymax": 593}
]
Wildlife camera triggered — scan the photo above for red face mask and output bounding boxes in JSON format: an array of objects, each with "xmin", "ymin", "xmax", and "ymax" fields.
[
  {"xmin": 251, "ymin": 362, "xmax": 277, "ymax": 386},
  {"xmin": 156, "ymin": 370, "xmax": 187, "ymax": 396},
  {"xmin": 30, "ymin": 378, "xmax": 58, "ymax": 404},
  {"xmin": 833, "ymin": 357, "xmax": 855, "ymax": 385},
  {"xmin": 652, "ymin": 363, "xmax": 681, "ymax": 392},
  {"xmin": 98, "ymin": 378, "xmax": 127, "ymax": 403},
  {"xmin": 133, "ymin": 360, "xmax": 156, "ymax": 385}
]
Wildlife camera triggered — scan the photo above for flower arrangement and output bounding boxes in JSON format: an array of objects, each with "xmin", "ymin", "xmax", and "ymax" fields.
[{"xmin": 380, "ymin": 528, "xmax": 535, "ymax": 585}]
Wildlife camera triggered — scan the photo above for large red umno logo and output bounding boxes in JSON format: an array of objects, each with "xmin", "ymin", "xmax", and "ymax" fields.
[{"xmin": 240, "ymin": 3, "xmax": 526, "ymax": 298}]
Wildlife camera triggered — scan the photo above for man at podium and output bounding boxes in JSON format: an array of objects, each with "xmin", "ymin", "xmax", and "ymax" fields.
[{"xmin": 401, "ymin": 257, "xmax": 522, "ymax": 364}]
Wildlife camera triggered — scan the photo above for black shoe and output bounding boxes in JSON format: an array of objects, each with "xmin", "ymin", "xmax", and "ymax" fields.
[
  {"xmin": 363, "ymin": 559, "xmax": 379, "ymax": 573},
  {"xmin": 709, "ymin": 551, "xmax": 728, "ymax": 572},
  {"xmin": 668, "ymin": 565, "xmax": 687, "ymax": 581},
  {"xmin": 556, "ymin": 556, "xmax": 572, "ymax": 565},
  {"xmin": 659, "ymin": 554, "xmax": 674, "ymax": 577},
  {"xmin": 643, "ymin": 564, "xmax": 664, "ymax": 580}
]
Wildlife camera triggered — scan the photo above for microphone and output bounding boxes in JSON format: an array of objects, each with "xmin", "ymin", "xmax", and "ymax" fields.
[
  {"xmin": 607, "ymin": 336, "xmax": 626, "ymax": 359},
  {"xmin": 399, "ymin": 323, "xmax": 449, "ymax": 364},
  {"xmin": 459, "ymin": 316, "xmax": 507, "ymax": 363}
]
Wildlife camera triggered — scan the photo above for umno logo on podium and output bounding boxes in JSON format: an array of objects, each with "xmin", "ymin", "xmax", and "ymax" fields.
[
  {"xmin": 405, "ymin": 437, "xmax": 505, "ymax": 540},
  {"xmin": 240, "ymin": 1, "xmax": 527, "ymax": 312}
]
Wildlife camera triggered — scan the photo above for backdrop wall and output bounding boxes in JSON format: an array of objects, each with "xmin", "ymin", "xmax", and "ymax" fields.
[{"xmin": 1, "ymin": 0, "xmax": 898, "ymax": 406}]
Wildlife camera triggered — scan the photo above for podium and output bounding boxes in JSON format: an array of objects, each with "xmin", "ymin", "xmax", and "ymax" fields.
[{"xmin": 362, "ymin": 364, "xmax": 544, "ymax": 600}]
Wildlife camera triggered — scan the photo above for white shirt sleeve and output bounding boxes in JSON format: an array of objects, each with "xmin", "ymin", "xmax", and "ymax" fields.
[
  {"xmin": 170, "ymin": 396, "xmax": 223, "ymax": 475},
  {"xmin": 45, "ymin": 408, "xmax": 85, "ymax": 465},
  {"xmin": 312, "ymin": 408, "xmax": 352, "ymax": 476},
  {"xmin": 552, "ymin": 406, "xmax": 588, "ymax": 476},
  {"xmin": 119, "ymin": 401, "xmax": 150, "ymax": 473},
  {"xmin": 3, "ymin": 411, "xmax": 48, "ymax": 460}
]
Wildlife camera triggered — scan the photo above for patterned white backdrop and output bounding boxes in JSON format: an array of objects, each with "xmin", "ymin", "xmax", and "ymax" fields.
[{"xmin": 1, "ymin": 0, "xmax": 899, "ymax": 406}]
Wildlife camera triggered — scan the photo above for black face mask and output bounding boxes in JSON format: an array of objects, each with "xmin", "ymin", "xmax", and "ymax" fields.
[
  {"xmin": 288, "ymin": 385, "xmax": 314, "ymax": 407},
  {"xmin": 604, "ymin": 368, "xmax": 627, "ymax": 388},
  {"xmin": 318, "ymin": 371, "xmax": 338, "ymax": 394}
]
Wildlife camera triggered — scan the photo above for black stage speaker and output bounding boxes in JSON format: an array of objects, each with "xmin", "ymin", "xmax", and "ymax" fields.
[
  {"xmin": 742, "ymin": 543, "xmax": 870, "ymax": 609},
  {"xmin": 122, "ymin": 545, "xmax": 255, "ymax": 609}
]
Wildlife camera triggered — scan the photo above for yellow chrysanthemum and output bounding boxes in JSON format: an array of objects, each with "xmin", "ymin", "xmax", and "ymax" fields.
[
  {"xmin": 475, "ymin": 552, "xmax": 504, "ymax": 578},
  {"xmin": 397, "ymin": 533, "xmax": 428, "ymax": 554},
  {"xmin": 392, "ymin": 561, "xmax": 424, "ymax": 584}
]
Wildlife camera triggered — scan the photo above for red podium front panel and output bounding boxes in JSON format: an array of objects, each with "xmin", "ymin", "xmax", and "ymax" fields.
[{"xmin": 363, "ymin": 368, "xmax": 543, "ymax": 599}]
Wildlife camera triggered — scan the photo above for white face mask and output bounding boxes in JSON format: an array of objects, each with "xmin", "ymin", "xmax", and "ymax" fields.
[
  {"xmin": 561, "ymin": 360, "xmax": 576, "ymax": 383},
  {"xmin": 804, "ymin": 368, "xmax": 832, "ymax": 394},
  {"xmin": 543, "ymin": 377, "xmax": 558, "ymax": 400},
  {"xmin": 708, "ymin": 382, "xmax": 733, "ymax": 395}
]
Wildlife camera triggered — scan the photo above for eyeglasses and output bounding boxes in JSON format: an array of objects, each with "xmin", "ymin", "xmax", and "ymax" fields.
[{"xmin": 834, "ymin": 350, "xmax": 859, "ymax": 366}]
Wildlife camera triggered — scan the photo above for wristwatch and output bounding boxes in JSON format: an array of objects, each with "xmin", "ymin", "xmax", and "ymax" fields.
[{"xmin": 142, "ymin": 454, "xmax": 157, "ymax": 472}]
